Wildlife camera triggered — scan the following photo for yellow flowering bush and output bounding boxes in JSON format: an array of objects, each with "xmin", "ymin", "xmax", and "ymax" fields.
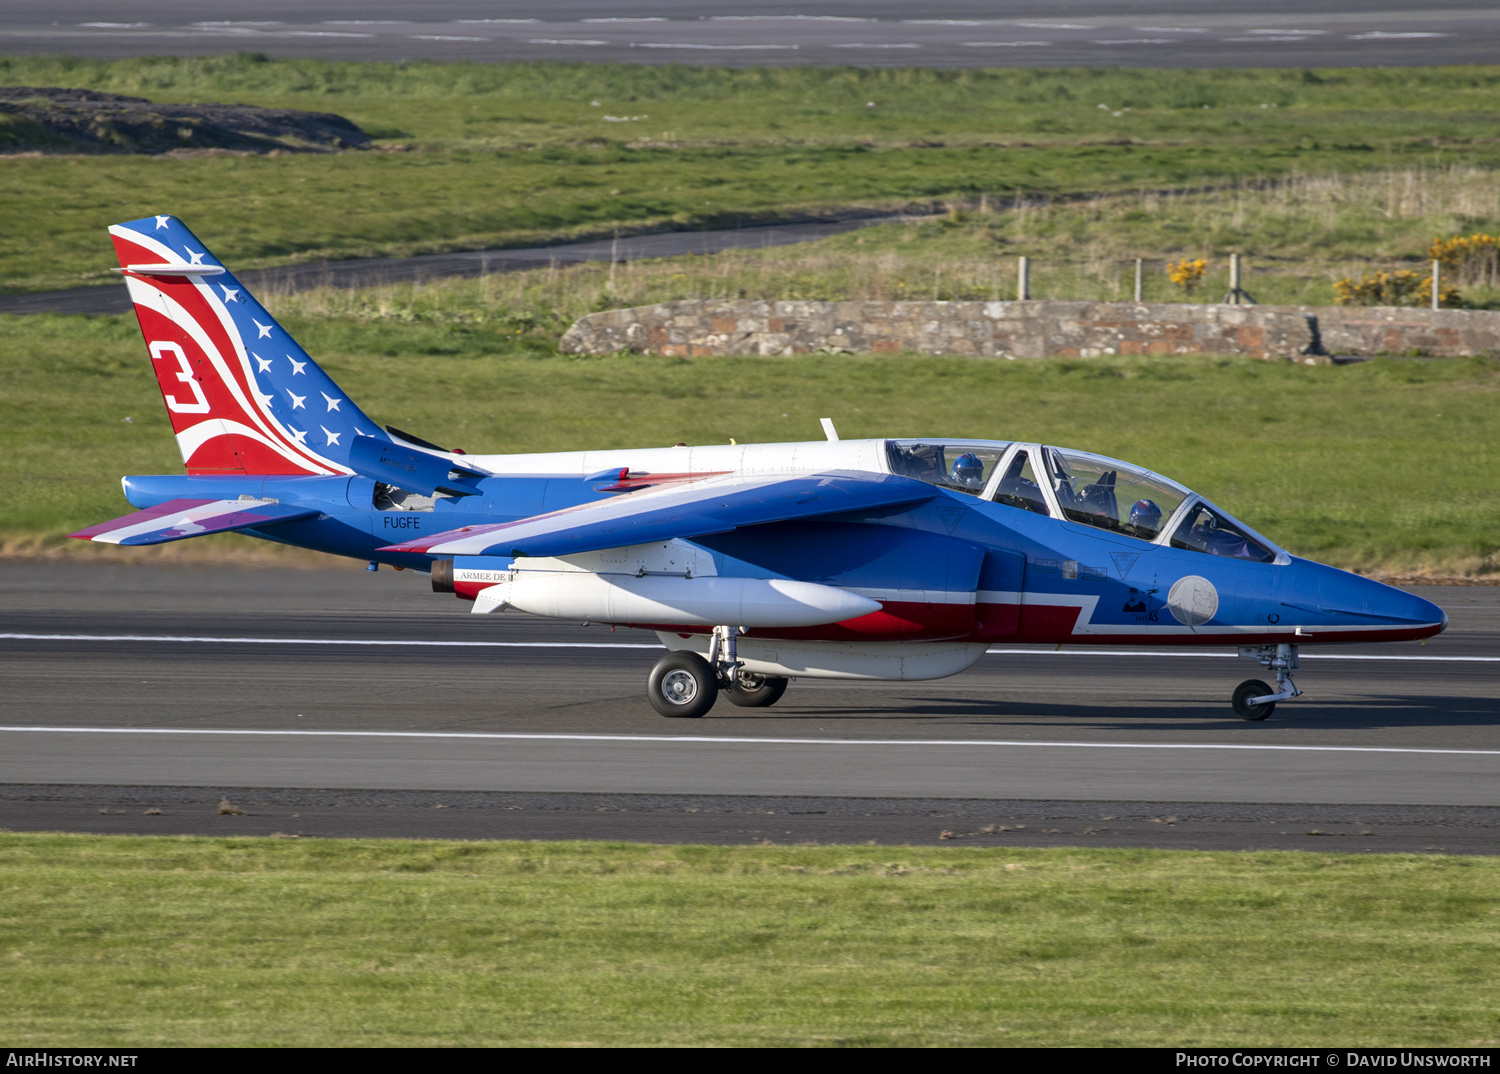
[
  {"xmin": 1332, "ymin": 270, "xmax": 1461, "ymax": 308},
  {"xmin": 1166, "ymin": 258, "xmax": 1207, "ymax": 296},
  {"xmin": 1428, "ymin": 233, "xmax": 1500, "ymax": 289}
]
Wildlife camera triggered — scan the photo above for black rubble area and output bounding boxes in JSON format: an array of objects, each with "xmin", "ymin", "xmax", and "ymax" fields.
[{"xmin": 0, "ymin": 86, "xmax": 371, "ymax": 154}]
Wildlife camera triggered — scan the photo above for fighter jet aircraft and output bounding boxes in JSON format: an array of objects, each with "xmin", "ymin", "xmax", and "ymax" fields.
[{"xmin": 73, "ymin": 216, "xmax": 1448, "ymax": 720}]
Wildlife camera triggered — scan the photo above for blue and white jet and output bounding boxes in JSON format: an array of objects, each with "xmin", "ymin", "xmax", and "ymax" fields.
[{"xmin": 74, "ymin": 216, "xmax": 1448, "ymax": 719}]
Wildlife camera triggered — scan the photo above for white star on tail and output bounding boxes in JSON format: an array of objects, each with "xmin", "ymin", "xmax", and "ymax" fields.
[
  {"xmin": 321, "ymin": 392, "xmax": 342, "ymax": 412},
  {"xmin": 288, "ymin": 355, "xmax": 306, "ymax": 375},
  {"xmin": 288, "ymin": 426, "xmax": 308, "ymax": 445},
  {"xmin": 220, "ymin": 285, "xmax": 240, "ymax": 303},
  {"xmin": 154, "ymin": 215, "xmax": 170, "ymax": 230},
  {"xmin": 253, "ymin": 319, "xmax": 273, "ymax": 339},
  {"xmin": 186, "ymin": 249, "xmax": 206, "ymax": 265},
  {"xmin": 322, "ymin": 426, "xmax": 341, "ymax": 447},
  {"xmin": 286, "ymin": 390, "xmax": 306, "ymax": 410},
  {"xmin": 253, "ymin": 353, "xmax": 272, "ymax": 373},
  {"xmin": 253, "ymin": 388, "xmax": 274, "ymax": 409}
]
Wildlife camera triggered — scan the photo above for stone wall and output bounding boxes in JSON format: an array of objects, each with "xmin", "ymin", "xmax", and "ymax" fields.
[
  {"xmin": 558, "ymin": 299, "xmax": 1500, "ymax": 360},
  {"xmin": 1310, "ymin": 306, "xmax": 1500, "ymax": 359}
]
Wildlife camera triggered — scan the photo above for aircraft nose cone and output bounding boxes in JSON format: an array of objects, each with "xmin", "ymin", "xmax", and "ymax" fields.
[
  {"xmin": 1357, "ymin": 574, "xmax": 1448, "ymax": 629},
  {"xmin": 1398, "ymin": 582, "xmax": 1446, "ymax": 633},
  {"xmin": 1287, "ymin": 560, "xmax": 1448, "ymax": 633}
]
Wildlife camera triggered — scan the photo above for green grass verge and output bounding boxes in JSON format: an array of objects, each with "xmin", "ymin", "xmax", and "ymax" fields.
[
  {"xmin": 4, "ymin": 312, "xmax": 1498, "ymax": 576},
  {"xmin": 6, "ymin": 56, "xmax": 1500, "ymax": 292},
  {"xmin": 1, "ymin": 834, "xmax": 1497, "ymax": 1046}
]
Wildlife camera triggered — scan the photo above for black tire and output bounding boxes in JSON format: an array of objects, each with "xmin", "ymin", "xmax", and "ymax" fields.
[
  {"xmin": 724, "ymin": 671, "xmax": 789, "ymax": 709},
  {"xmin": 647, "ymin": 652, "xmax": 718, "ymax": 718},
  {"xmin": 1233, "ymin": 679, "xmax": 1276, "ymax": 721}
]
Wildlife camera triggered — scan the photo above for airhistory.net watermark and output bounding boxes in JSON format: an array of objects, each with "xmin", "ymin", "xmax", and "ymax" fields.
[{"xmin": 5, "ymin": 1057, "xmax": 138, "ymax": 1068}]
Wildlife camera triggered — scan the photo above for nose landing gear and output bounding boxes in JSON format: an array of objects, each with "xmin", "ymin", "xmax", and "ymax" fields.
[
  {"xmin": 1233, "ymin": 643, "xmax": 1301, "ymax": 721},
  {"xmin": 646, "ymin": 625, "xmax": 791, "ymax": 718}
]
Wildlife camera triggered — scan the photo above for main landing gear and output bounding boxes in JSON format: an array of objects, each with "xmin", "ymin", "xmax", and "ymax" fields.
[
  {"xmin": 1232, "ymin": 643, "xmax": 1302, "ymax": 721},
  {"xmin": 646, "ymin": 626, "xmax": 790, "ymax": 718}
]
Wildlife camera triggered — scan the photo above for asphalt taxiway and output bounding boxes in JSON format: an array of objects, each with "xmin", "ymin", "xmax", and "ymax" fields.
[
  {"xmin": 3, "ymin": 562, "xmax": 1496, "ymax": 849},
  {"xmin": 4, "ymin": 2, "xmax": 1496, "ymax": 69}
]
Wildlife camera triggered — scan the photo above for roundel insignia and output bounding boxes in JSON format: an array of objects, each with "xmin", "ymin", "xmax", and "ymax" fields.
[{"xmin": 1167, "ymin": 575, "xmax": 1219, "ymax": 628}]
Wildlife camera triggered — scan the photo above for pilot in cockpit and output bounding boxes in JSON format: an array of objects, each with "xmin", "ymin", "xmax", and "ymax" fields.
[
  {"xmin": 1128, "ymin": 498, "xmax": 1163, "ymax": 538},
  {"xmin": 950, "ymin": 452, "xmax": 986, "ymax": 489}
]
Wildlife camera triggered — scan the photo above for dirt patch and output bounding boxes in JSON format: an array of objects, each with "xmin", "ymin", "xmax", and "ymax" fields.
[{"xmin": 0, "ymin": 86, "xmax": 370, "ymax": 155}]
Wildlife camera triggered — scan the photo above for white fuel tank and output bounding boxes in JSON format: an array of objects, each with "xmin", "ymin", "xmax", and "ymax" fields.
[{"xmin": 472, "ymin": 571, "xmax": 880, "ymax": 628}]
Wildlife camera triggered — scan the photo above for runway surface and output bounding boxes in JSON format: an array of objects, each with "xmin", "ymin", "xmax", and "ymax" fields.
[
  {"xmin": 4, "ymin": 2, "xmax": 1496, "ymax": 69},
  {"xmin": 0, "ymin": 214, "xmax": 910, "ymax": 317},
  {"xmin": 2, "ymin": 561, "xmax": 1497, "ymax": 849}
]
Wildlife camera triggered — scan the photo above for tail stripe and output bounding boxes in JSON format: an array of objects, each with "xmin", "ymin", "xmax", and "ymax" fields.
[
  {"xmin": 187, "ymin": 249, "xmax": 351, "ymax": 472},
  {"xmin": 174, "ymin": 419, "xmax": 320, "ymax": 471},
  {"xmin": 125, "ymin": 274, "xmax": 340, "ymax": 475}
]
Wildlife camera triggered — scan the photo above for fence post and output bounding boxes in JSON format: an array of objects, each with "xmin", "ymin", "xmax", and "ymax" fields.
[
  {"xmin": 1432, "ymin": 259, "xmax": 1441, "ymax": 310},
  {"xmin": 1017, "ymin": 256, "xmax": 1030, "ymax": 301},
  {"xmin": 1223, "ymin": 253, "xmax": 1256, "ymax": 306},
  {"xmin": 1134, "ymin": 258, "xmax": 1144, "ymax": 302}
]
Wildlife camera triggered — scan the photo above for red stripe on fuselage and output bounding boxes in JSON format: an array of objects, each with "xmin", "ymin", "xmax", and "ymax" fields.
[{"xmin": 621, "ymin": 595, "xmax": 1442, "ymax": 648}]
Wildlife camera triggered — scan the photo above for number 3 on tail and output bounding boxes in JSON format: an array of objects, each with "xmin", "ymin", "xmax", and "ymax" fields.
[{"xmin": 149, "ymin": 341, "xmax": 211, "ymax": 414}]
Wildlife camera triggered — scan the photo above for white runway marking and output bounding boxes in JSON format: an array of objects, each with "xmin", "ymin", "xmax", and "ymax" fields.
[
  {"xmin": 0, "ymin": 633, "xmax": 660, "ymax": 649},
  {"xmin": 3, "ymin": 634, "xmax": 1493, "ymax": 661},
  {"xmin": 2, "ymin": 725, "xmax": 1499, "ymax": 756},
  {"xmin": 985, "ymin": 648, "xmax": 1499, "ymax": 663}
]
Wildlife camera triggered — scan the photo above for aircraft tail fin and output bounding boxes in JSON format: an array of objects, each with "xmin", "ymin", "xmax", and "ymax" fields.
[{"xmin": 109, "ymin": 215, "xmax": 388, "ymax": 476}]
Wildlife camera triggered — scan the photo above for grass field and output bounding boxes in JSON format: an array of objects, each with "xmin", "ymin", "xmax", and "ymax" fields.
[
  {"xmin": 4, "ymin": 312, "xmax": 1498, "ymax": 577},
  {"xmin": 5, "ymin": 57, "xmax": 1499, "ymax": 575},
  {"xmin": 252, "ymin": 163, "xmax": 1500, "ymax": 312},
  {"xmin": 6, "ymin": 57, "xmax": 1500, "ymax": 292},
  {"xmin": 1, "ymin": 834, "xmax": 1496, "ymax": 1047}
]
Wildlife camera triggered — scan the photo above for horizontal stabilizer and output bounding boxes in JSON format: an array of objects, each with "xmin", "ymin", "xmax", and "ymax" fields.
[
  {"xmin": 68, "ymin": 498, "xmax": 320, "ymax": 546},
  {"xmin": 112, "ymin": 264, "xmax": 225, "ymax": 276},
  {"xmin": 347, "ymin": 434, "xmax": 487, "ymax": 497},
  {"xmin": 379, "ymin": 470, "xmax": 937, "ymax": 558}
]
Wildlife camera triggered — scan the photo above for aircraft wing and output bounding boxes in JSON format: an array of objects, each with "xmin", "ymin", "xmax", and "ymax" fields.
[
  {"xmin": 68, "ymin": 498, "xmax": 321, "ymax": 546},
  {"xmin": 380, "ymin": 470, "xmax": 937, "ymax": 558}
]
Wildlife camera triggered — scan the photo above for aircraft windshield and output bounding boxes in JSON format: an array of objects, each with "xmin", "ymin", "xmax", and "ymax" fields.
[
  {"xmin": 1042, "ymin": 447, "xmax": 1188, "ymax": 542},
  {"xmin": 1170, "ymin": 501, "xmax": 1278, "ymax": 563},
  {"xmin": 886, "ymin": 440, "xmax": 1010, "ymax": 497}
]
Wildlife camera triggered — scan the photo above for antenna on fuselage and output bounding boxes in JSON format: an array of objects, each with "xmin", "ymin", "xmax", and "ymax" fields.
[{"xmin": 820, "ymin": 418, "xmax": 840, "ymax": 442}]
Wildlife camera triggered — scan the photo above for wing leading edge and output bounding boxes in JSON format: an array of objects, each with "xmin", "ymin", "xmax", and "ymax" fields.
[
  {"xmin": 379, "ymin": 470, "xmax": 938, "ymax": 558},
  {"xmin": 68, "ymin": 498, "xmax": 320, "ymax": 546}
]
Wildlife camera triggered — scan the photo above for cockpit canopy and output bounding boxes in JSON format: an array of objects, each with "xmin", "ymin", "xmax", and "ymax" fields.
[
  {"xmin": 885, "ymin": 440, "xmax": 1009, "ymax": 496},
  {"xmin": 885, "ymin": 439, "xmax": 1281, "ymax": 563},
  {"xmin": 1040, "ymin": 446, "xmax": 1186, "ymax": 542}
]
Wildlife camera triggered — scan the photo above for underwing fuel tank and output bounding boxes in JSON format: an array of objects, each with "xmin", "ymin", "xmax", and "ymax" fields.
[{"xmin": 471, "ymin": 571, "xmax": 881, "ymax": 628}]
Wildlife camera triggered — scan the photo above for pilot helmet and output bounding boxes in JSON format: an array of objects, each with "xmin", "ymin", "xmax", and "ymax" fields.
[
  {"xmin": 1129, "ymin": 498, "xmax": 1163, "ymax": 530},
  {"xmin": 951, "ymin": 452, "xmax": 985, "ymax": 487}
]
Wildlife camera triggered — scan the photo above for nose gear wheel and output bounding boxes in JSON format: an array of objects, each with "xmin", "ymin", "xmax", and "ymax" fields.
[{"xmin": 1232, "ymin": 679, "xmax": 1275, "ymax": 721}]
